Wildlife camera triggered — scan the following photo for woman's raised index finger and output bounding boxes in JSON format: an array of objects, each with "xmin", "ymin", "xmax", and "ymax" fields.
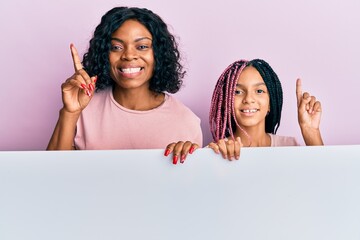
[{"xmin": 70, "ymin": 43, "xmax": 83, "ymax": 71}]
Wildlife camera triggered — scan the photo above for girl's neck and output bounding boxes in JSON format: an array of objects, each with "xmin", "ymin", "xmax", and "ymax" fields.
[
  {"xmin": 234, "ymin": 127, "xmax": 271, "ymax": 147},
  {"xmin": 112, "ymin": 86, "xmax": 165, "ymax": 111}
]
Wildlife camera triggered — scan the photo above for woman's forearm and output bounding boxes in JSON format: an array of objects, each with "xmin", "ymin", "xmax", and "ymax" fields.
[{"xmin": 46, "ymin": 109, "xmax": 81, "ymax": 150}]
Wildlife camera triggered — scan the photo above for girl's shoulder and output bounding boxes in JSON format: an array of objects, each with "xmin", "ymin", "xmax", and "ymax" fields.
[{"xmin": 269, "ymin": 134, "xmax": 300, "ymax": 147}]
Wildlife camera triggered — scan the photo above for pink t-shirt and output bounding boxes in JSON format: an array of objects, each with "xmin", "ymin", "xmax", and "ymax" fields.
[
  {"xmin": 74, "ymin": 88, "xmax": 203, "ymax": 150},
  {"xmin": 269, "ymin": 134, "xmax": 300, "ymax": 146},
  {"xmin": 223, "ymin": 134, "xmax": 300, "ymax": 147}
]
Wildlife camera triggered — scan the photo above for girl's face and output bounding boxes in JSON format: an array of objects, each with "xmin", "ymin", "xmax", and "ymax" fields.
[
  {"xmin": 109, "ymin": 19, "xmax": 155, "ymax": 91},
  {"xmin": 234, "ymin": 66, "xmax": 270, "ymax": 131}
]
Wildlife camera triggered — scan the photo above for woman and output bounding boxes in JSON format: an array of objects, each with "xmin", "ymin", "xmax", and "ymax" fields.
[
  {"xmin": 47, "ymin": 7, "xmax": 203, "ymax": 150},
  {"xmin": 166, "ymin": 59, "xmax": 323, "ymax": 163}
]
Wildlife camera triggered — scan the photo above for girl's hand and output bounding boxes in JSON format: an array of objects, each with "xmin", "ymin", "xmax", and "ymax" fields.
[
  {"xmin": 296, "ymin": 78, "xmax": 324, "ymax": 145},
  {"xmin": 208, "ymin": 137, "xmax": 242, "ymax": 161},
  {"xmin": 164, "ymin": 141, "xmax": 200, "ymax": 164},
  {"xmin": 296, "ymin": 78, "xmax": 322, "ymax": 130},
  {"xmin": 61, "ymin": 44, "xmax": 97, "ymax": 114}
]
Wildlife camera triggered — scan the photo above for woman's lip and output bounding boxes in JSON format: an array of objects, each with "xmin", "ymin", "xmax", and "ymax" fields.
[
  {"xmin": 119, "ymin": 67, "xmax": 143, "ymax": 73},
  {"xmin": 117, "ymin": 67, "xmax": 143, "ymax": 78}
]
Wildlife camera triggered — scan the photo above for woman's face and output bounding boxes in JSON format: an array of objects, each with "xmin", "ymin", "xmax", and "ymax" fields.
[
  {"xmin": 109, "ymin": 19, "xmax": 155, "ymax": 91},
  {"xmin": 234, "ymin": 66, "xmax": 270, "ymax": 131}
]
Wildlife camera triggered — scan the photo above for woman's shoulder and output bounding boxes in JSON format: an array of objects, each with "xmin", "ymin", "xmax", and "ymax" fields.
[
  {"xmin": 269, "ymin": 134, "xmax": 300, "ymax": 147},
  {"xmin": 164, "ymin": 94, "xmax": 199, "ymax": 118},
  {"xmin": 80, "ymin": 88, "xmax": 112, "ymax": 115},
  {"xmin": 93, "ymin": 87, "xmax": 111, "ymax": 98},
  {"xmin": 87, "ymin": 87, "xmax": 112, "ymax": 104}
]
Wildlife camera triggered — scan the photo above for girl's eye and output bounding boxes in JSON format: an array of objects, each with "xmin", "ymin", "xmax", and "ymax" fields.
[
  {"xmin": 256, "ymin": 89, "xmax": 265, "ymax": 94},
  {"xmin": 235, "ymin": 90, "xmax": 244, "ymax": 95}
]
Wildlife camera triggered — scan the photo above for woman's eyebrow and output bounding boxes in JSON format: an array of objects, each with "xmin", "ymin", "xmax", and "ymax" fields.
[{"xmin": 110, "ymin": 37, "xmax": 152, "ymax": 43}]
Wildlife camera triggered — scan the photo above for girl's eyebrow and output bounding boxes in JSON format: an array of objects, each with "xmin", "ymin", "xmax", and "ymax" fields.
[
  {"xmin": 236, "ymin": 82, "xmax": 266, "ymax": 87},
  {"xmin": 110, "ymin": 37, "xmax": 152, "ymax": 43}
]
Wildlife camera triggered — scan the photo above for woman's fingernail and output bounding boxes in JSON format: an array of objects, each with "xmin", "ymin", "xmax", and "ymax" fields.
[
  {"xmin": 86, "ymin": 89, "xmax": 91, "ymax": 97},
  {"xmin": 88, "ymin": 83, "xmax": 94, "ymax": 91},
  {"xmin": 189, "ymin": 146, "xmax": 195, "ymax": 154},
  {"xmin": 93, "ymin": 76, "xmax": 98, "ymax": 83},
  {"xmin": 173, "ymin": 155, "xmax": 178, "ymax": 165},
  {"xmin": 81, "ymin": 84, "xmax": 87, "ymax": 89},
  {"xmin": 164, "ymin": 149, "xmax": 170, "ymax": 156},
  {"xmin": 180, "ymin": 154, "xmax": 186, "ymax": 164}
]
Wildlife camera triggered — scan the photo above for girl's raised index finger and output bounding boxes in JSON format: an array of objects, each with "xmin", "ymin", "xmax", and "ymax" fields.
[{"xmin": 70, "ymin": 43, "xmax": 83, "ymax": 71}]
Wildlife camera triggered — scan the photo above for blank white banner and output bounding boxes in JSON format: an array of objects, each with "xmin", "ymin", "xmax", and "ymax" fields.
[{"xmin": 1, "ymin": 146, "xmax": 360, "ymax": 240}]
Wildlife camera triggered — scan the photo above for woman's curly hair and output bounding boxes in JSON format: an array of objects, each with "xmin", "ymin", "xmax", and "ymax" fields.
[{"xmin": 82, "ymin": 7, "xmax": 185, "ymax": 93}]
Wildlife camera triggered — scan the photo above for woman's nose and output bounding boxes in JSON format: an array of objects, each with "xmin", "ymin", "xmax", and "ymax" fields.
[{"xmin": 121, "ymin": 47, "xmax": 138, "ymax": 61}]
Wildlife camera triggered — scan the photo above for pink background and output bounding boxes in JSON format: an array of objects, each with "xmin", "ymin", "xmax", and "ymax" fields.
[{"xmin": 0, "ymin": 0, "xmax": 359, "ymax": 150}]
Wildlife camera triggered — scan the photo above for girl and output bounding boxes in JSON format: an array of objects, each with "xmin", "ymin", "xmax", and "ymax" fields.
[{"xmin": 166, "ymin": 59, "xmax": 322, "ymax": 163}]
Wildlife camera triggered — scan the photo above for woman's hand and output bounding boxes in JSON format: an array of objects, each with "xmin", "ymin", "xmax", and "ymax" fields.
[
  {"xmin": 46, "ymin": 44, "xmax": 97, "ymax": 150},
  {"xmin": 164, "ymin": 141, "xmax": 200, "ymax": 164},
  {"xmin": 296, "ymin": 78, "xmax": 323, "ymax": 145},
  {"xmin": 208, "ymin": 137, "xmax": 242, "ymax": 161},
  {"xmin": 61, "ymin": 44, "xmax": 97, "ymax": 114}
]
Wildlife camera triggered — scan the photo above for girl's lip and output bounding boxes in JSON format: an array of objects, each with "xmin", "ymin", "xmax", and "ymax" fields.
[
  {"xmin": 240, "ymin": 109, "xmax": 259, "ymax": 117},
  {"xmin": 240, "ymin": 109, "xmax": 259, "ymax": 113}
]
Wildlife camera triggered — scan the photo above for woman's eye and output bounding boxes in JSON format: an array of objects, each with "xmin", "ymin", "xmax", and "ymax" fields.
[
  {"xmin": 137, "ymin": 45, "xmax": 149, "ymax": 50},
  {"xmin": 110, "ymin": 45, "xmax": 123, "ymax": 51},
  {"xmin": 256, "ymin": 89, "xmax": 265, "ymax": 94},
  {"xmin": 235, "ymin": 90, "xmax": 244, "ymax": 95}
]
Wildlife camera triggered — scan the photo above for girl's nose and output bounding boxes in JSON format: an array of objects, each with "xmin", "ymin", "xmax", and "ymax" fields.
[{"xmin": 242, "ymin": 92, "xmax": 255, "ymax": 104}]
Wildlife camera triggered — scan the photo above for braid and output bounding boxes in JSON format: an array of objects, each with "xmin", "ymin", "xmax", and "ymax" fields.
[
  {"xmin": 209, "ymin": 60, "xmax": 250, "ymax": 142},
  {"xmin": 248, "ymin": 59, "xmax": 283, "ymax": 134},
  {"xmin": 209, "ymin": 58, "xmax": 283, "ymax": 144}
]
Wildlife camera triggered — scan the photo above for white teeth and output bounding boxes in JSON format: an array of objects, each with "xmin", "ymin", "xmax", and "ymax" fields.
[
  {"xmin": 242, "ymin": 109, "xmax": 258, "ymax": 113},
  {"xmin": 121, "ymin": 67, "xmax": 141, "ymax": 73}
]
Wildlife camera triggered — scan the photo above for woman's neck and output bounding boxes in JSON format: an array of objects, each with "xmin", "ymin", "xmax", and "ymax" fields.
[
  {"xmin": 112, "ymin": 86, "xmax": 165, "ymax": 111},
  {"xmin": 234, "ymin": 126, "xmax": 271, "ymax": 147}
]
